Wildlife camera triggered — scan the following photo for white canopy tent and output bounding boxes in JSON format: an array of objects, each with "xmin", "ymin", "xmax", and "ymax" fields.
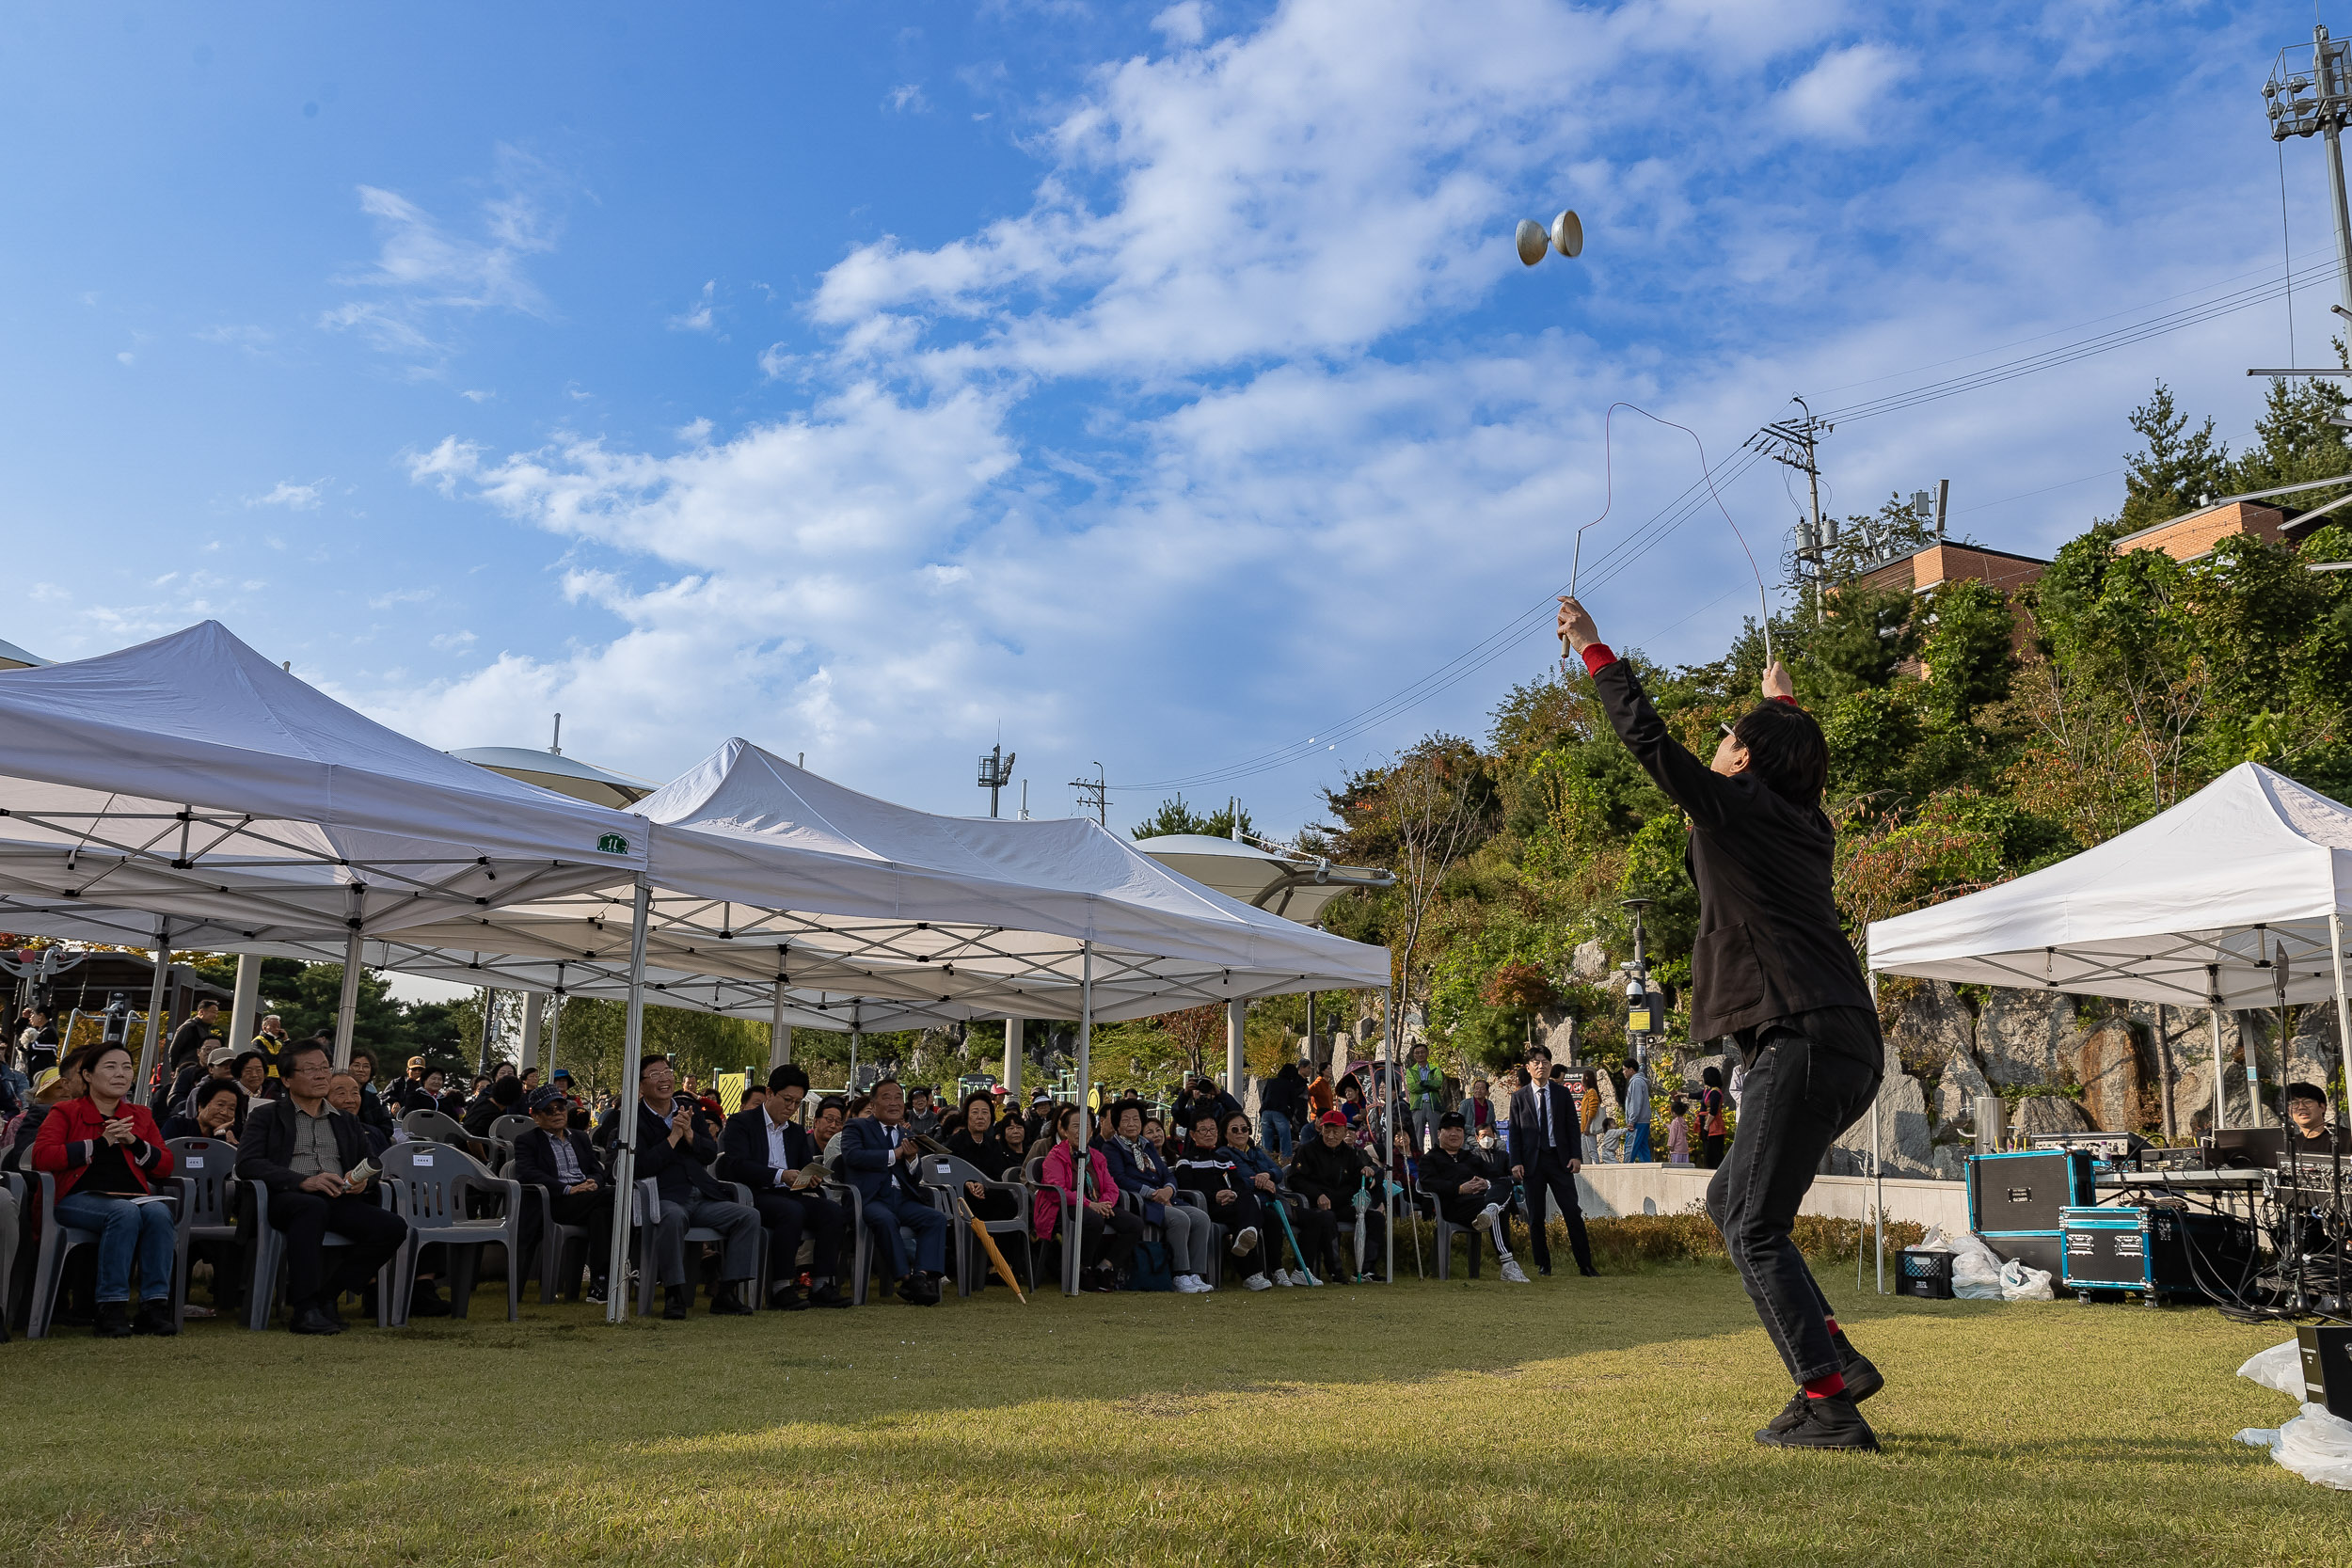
[
  {"xmin": 1867, "ymin": 762, "xmax": 2352, "ymax": 1129},
  {"xmin": 0, "ymin": 622, "xmax": 650, "ymax": 1084},
  {"xmin": 1131, "ymin": 832, "xmax": 1394, "ymax": 924}
]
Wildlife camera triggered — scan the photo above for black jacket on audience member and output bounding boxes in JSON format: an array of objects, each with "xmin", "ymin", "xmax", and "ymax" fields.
[
  {"xmin": 512, "ymin": 1126, "xmax": 609, "ymax": 1195},
  {"xmin": 601, "ymin": 1099, "xmax": 731, "ymax": 1204},
  {"xmin": 714, "ymin": 1106, "xmax": 820, "ymax": 1190},
  {"xmin": 1417, "ymin": 1142, "xmax": 1509, "ymax": 1207},
  {"xmin": 1287, "ymin": 1135, "xmax": 1377, "ymax": 1210}
]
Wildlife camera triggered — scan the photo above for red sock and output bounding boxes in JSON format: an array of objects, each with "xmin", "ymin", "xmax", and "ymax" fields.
[
  {"xmin": 1822, "ymin": 1316, "xmax": 1841, "ymax": 1336},
  {"xmin": 1803, "ymin": 1371, "xmax": 1847, "ymax": 1400}
]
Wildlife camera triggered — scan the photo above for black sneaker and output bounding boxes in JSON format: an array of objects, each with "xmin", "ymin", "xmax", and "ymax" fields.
[
  {"xmin": 133, "ymin": 1299, "xmax": 179, "ymax": 1337},
  {"xmin": 1755, "ymin": 1394, "xmax": 1879, "ymax": 1451},
  {"xmin": 1578, "ymin": 1265, "xmax": 1600, "ymax": 1277},
  {"xmin": 807, "ymin": 1282, "xmax": 850, "ymax": 1309},
  {"xmin": 663, "ymin": 1286, "xmax": 691, "ymax": 1321},
  {"xmin": 1833, "ymin": 1331, "xmax": 1883, "ymax": 1403},
  {"xmin": 289, "ymin": 1304, "xmax": 344, "ymax": 1337},
  {"xmin": 709, "ymin": 1285, "xmax": 754, "ymax": 1317},
  {"xmin": 94, "ymin": 1302, "xmax": 135, "ymax": 1338},
  {"xmin": 767, "ymin": 1285, "xmax": 810, "ymax": 1311},
  {"xmin": 409, "ymin": 1285, "xmax": 453, "ymax": 1318}
]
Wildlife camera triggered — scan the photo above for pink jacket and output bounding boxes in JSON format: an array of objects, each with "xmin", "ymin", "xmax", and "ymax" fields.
[{"xmin": 1034, "ymin": 1140, "xmax": 1115, "ymax": 1241}]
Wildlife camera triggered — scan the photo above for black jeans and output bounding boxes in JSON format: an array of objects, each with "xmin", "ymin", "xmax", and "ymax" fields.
[
  {"xmin": 269, "ymin": 1191, "xmax": 409, "ymax": 1314},
  {"xmin": 1705, "ymin": 1008, "xmax": 1883, "ymax": 1385},
  {"xmin": 1521, "ymin": 1156, "xmax": 1594, "ymax": 1273},
  {"xmin": 753, "ymin": 1189, "xmax": 846, "ymax": 1282}
]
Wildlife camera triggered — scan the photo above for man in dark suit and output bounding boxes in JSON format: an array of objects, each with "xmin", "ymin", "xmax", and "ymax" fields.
[
  {"xmin": 606, "ymin": 1055, "xmax": 760, "ymax": 1319},
  {"xmin": 235, "ymin": 1040, "xmax": 411, "ymax": 1335},
  {"xmin": 513, "ymin": 1085, "xmax": 618, "ymax": 1305},
  {"xmin": 1563, "ymin": 594, "xmax": 1885, "ymax": 1452},
  {"xmin": 1506, "ymin": 1042, "xmax": 1597, "ymax": 1278},
  {"xmin": 716, "ymin": 1063, "xmax": 849, "ymax": 1310},
  {"xmin": 836, "ymin": 1077, "xmax": 949, "ymax": 1305}
]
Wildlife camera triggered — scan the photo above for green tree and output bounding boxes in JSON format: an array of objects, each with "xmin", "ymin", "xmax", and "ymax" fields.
[
  {"xmin": 1131, "ymin": 795, "xmax": 1257, "ymax": 841},
  {"xmin": 2120, "ymin": 380, "xmax": 2229, "ymax": 532}
]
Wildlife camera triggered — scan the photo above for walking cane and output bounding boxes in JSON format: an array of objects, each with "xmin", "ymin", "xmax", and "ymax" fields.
[
  {"xmin": 1400, "ymin": 1146, "xmax": 1425, "ymax": 1280},
  {"xmin": 1266, "ymin": 1190, "xmax": 1321, "ymax": 1286}
]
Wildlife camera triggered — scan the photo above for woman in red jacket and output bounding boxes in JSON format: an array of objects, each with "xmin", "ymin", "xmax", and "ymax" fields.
[{"xmin": 33, "ymin": 1041, "xmax": 179, "ymax": 1337}]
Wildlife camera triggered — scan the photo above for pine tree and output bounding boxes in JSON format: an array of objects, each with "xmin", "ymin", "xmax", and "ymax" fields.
[{"xmin": 2120, "ymin": 380, "xmax": 2228, "ymax": 531}]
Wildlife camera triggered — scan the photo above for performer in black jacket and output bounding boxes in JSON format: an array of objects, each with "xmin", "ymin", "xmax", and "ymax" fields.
[
  {"xmin": 1560, "ymin": 595, "xmax": 1885, "ymax": 1451},
  {"xmin": 1420, "ymin": 1111, "xmax": 1529, "ymax": 1283},
  {"xmin": 512, "ymin": 1087, "xmax": 618, "ymax": 1305}
]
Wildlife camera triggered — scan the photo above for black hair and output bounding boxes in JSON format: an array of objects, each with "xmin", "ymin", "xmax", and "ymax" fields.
[
  {"xmin": 86, "ymin": 1041, "xmax": 134, "ymax": 1071},
  {"xmin": 812, "ymin": 1095, "xmax": 848, "ymax": 1120},
  {"xmin": 768, "ymin": 1062, "xmax": 811, "ymax": 1095},
  {"xmin": 1221, "ymin": 1111, "xmax": 1251, "ymax": 1142},
  {"xmin": 284, "ymin": 1040, "xmax": 331, "ymax": 1071},
  {"xmin": 1190, "ymin": 1105, "xmax": 1222, "ymax": 1129},
  {"xmin": 489, "ymin": 1075, "xmax": 527, "ymax": 1107},
  {"xmin": 1526, "ymin": 1043, "xmax": 1552, "ymax": 1064},
  {"xmin": 1109, "ymin": 1098, "xmax": 1146, "ymax": 1132},
  {"xmin": 1731, "ymin": 701, "xmax": 1828, "ymax": 807},
  {"xmin": 193, "ymin": 1077, "xmax": 243, "ymax": 1111},
  {"xmin": 2287, "ymin": 1081, "xmax": 2328, "ymax": 1107},
  {"xmin": 870, "ymin": 1076, "xmax": 900, "ymax": 1095},
  {"xmin": 636, "ymin": 1054, "xmax": 671, "ymax": 1080},
  {"xmin": 961, "ymin": 1089, "xmax": 997, "ymax": 1121},
  {"xmin": 1701, "ymin": 1065, "xmax": 1724, "ymax": 1089}
]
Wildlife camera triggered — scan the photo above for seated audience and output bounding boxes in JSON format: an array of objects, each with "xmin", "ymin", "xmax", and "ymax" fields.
[
  {"xmin": 6, "ymin": 1056, "xmax": 86, "ymax": 1174},
  {"xmin": 162, "ymin": 1075, "xmax": 244, "ymax": 1144},
  {"xmin": 806, "ymin": 1095, "xmax": 847, "ymax": 1155},
  {"xmin": 1288, "ymin": 1109, "xmax": 1390, "ymax": 1282},
  {"xmin": 1022, "ymin": 1090, "xmax": 1055, "ymax": 1148},
  {"xmin": 1419, "ymin": 1110, "xmax": 1530, "ymax": 1282},
  {"xmin": 233, "ymin": 1050, "xmax": 279, "ymax": 1111},
  {"xmin": 32, "ymin": 1041, "xmax": 180, "ymax": 1336},
  {"xmin": 615, "ymin": 1056, "xmax": 760, "ymax": 1319},
  {"xmin": 1103, "ymin": 1099, "xmax": 1212, "ymax": 1293},
  {"xmin": 715, "ymin": 1064, "xmax": 850, "ymax": 1310},
  {"xmin": 1037, "ymin": 1103, "xmax": 1142, "ymax": 1292},
  {"xmin": 344, "ymin": 1050, "xmax": 399, "ymax": 1140},
  {"xmin": 906, "ymin": 1085, "xmax": 940, "ymax": 1138},
  {"xmin": 326, "ymin": 1073, "xmax": 388, "ymax": 1156},
  {"xmin": 513, "ymin": 1085, "xmax": 619, "ymax": 1305},
  {"xmin": 1171, "ymin": 1109, "xmax": 1272, "ymax": 1291},
  {"xmin": 235, "ymin": 1041, "xmax": 412, "ymax": 1334},
  {"xmin": 462, "ymin": 1072, "xmax": 527, "ymax": 1136},
  {"xmin": 837, "ymin": 1078, "xmax": 950, "ymax": 1305},
  {"xmin": 1225, "ymin": 1111, "xmax": 1315, "ymax": 1287}
]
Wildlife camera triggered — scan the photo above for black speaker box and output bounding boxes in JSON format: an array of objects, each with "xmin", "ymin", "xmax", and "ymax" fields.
[
  {"xmin": 2298, "ymin": 1325, "xmax": 2352, "ymax": 1420},
  {"xmin": 1968, "ymin": 1150, "xmax": 2096, "ymax": 1234}
]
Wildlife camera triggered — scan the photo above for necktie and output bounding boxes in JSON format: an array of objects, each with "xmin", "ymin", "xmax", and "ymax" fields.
[{"xmin": 1541, "ymin": 1087, "xmax": 1552, "ymax": 1150}]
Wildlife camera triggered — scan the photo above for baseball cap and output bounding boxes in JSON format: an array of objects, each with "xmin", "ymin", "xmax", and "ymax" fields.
[
  {"xmin": 526, "ymin": 1086, "xmax": 569, "ymax": 1113},
  {"xmin": 32, "ymin": 1068, "xmax": 65, "ymax": 1102},
  {"xmin": 550, "ymin": 1068, "xmax": 574, "ymax": 1082},
  {"xmin": 205, "ymin": 1045, "xmax": 237, "ymax": 1067},
  {"xmin": 406, "ymin": 1055, "xmax": 427, "ymax": 1069},
  {"xmin": 1438, "ymin": 1110, "xmax": 1466, "ymax": 1130},
  {"xmin": 1318, "ymin": 1109, "xmax": 1346, "ymax": 1127},
  {"xmin": 1031, "ymin": 1091, "xmax": 1052, "ymax": 1105}
]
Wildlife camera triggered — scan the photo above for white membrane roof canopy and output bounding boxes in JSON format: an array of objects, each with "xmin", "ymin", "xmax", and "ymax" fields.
[{"xmin": 1867, "ymin": 763, "xmax": 2352, "ymax": 1009}]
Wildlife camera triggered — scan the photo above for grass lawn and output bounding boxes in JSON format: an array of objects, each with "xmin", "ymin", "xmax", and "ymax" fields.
[{"xmin": 0, "ymin": 1255, "xmax": 2334, "ymax": 1567}]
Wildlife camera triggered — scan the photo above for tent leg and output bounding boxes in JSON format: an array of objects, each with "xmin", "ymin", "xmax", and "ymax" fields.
[
  {"xmin": 605, "ymin": 877, "xmax": 653, "ymax": 1324},
  {"xmin": 770, "ymin": 970, "xmax": 791, "ymax": 1069},
  {"xmin": 545, "ymin": 965, "xmax": 565, "ymax": 1082},
  {"xmin": 1003, "ymin": 1018, "xmax": 1024, "ymax": 1103},
  {"xmin": 2154, "ymin": 1004, "xmax": 2176, "ymax": 1144},
  {"xmin": 2333, "ymin": 914, "xmax": 2352, "ymax": 1118},
  {"xmin": 2211, "ymin": 999, "xmax": 2227, "ymax": 1133},
  {"xmin": 1226, "ymin": 998, "xmax": 1246, "ymax": 1097},
  {"xmin": 136, "ymin": 917, "xmax": 174, "ymax": 1095},
  {"xmin": 332, "ymin": 925, "xmax": 363, "ymax": 1071},
  {"xmin": 519, "ymin": 992, "xmax": 544, "ymax": 1074},
  {"xmin": 229, "ymin": 954, "xmax": 261, "ymax": 1063},
  {"xmin": 1068, "ymin": 943, "xmax": 1092, "ymax": 1298}
]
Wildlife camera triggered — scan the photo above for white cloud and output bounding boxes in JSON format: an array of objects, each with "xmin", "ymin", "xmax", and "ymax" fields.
[
  {"xmin": 247, "ymin": 480, "xmax": 326, "ymax": 511},
  {"xmin": 322, "ymin": 145, "xmax": 561, "ymax": 365},
  {"xmin": 886, "ymin": 84, "xmax": 930, "ymax": 113},
  {"xmin": 430, "ymin": 629, "xmax": 478, "ymax": 651},
  {"xmin": 1152, "ymin": 3, "xmax": 1207, "ymax": 45},
  {"xmin": 1776, "ymin": 42, "xmax": 1913, "ymax": 143},
  {"xmin": 669, "ymin": 280, "xmax": 718, "ymax": 332}
]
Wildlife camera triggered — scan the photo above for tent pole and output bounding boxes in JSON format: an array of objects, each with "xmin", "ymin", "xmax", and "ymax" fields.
[
  {"xmin": 2209, "ymin": 964, "xmax": 2226, "ymax": 1133},
  {"xmin": 2154, "ymin": 1004, "xmax": 2176, "ymax": 1144},
  {"xmin": 770, "ymin": 947, "xmax": 791, "ymax": 1069},
  {"xmin": 1069, "ymin": 942, "xmax": 1092, "ymax": 1298},
  {"xmin": 604, "ymin": 876, "xmax": 653, "ymax": 1324},
  {"xmin": 228, "ymin": 954, "xmax": 261, "ymax": 1063},
  {"xmin": 2332, "ymin": 913, "xmax": 2352, "ymax": 1124},
  {"xmin": 518, "ymin": 991, "xmax": 543, "ymax": 1074},
  {"xmin": 332, "ymin": 887, "xmax": 366, "ymax": 1071},
  {"xmin": 1003, "ymin": 1017, "xmax": 1024, "ymax": 1103},
  {"xmin": 545, "ymin": 964, "xmax": 565, "ymax": 1082},
  {"xmin": 1384, "ymin": 982, "xmax": 1395, "ymax": 1285},
  {"xmin": 1225, "ymin": 998, "xmax": 1246, "ymax": 1098},
  {"xmin": 136, "ymin": 916, "xmax": 174, "ymax": 1096},
  {"xmin": 1868, "ymin": 966, "xmax": 1883, "ymax": 1294}
]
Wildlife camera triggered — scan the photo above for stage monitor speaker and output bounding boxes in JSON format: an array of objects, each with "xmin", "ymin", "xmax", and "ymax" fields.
[
  {"xmin": 2297, "ymin": 1325, "xmax": 2352, "ymax": 1421},
  {"xmin": 1968, "ymin": 1149, "xmax": 2095, "ymax": 1234}
]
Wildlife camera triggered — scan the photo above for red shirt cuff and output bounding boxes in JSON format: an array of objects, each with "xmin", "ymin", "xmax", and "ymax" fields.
[
  {"xmin": 1579, "ymin": 642, "xmax": 1617, "ymax": 676},
  {"xmin": 1772, "ymin": 693, "xmax": 1799, "ymax": 707}
]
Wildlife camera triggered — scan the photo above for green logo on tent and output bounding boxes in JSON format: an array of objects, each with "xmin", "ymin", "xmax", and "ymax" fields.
[{"xmin": 597, "ymin": 832, "xmax": 630, "ymax": 856}]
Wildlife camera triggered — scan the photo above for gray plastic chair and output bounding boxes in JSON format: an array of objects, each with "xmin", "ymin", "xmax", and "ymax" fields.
[
  {"xmin": 25, "ymin": 1171, "xmax": 145, "ymax": 1338},
  {"xmin": 380, "ymin": 1141, "xmax": 523, "ymax": 1324},
  {"xmin": 838, "ymin": 1176, "xmax": 948, "ymax": 1306},
  {"xmin": 243, "ymin": 1179, "xmax": 394, "ymax": 1330},
  {"xmin": 1416, "ymin": 1191, "xmax": 1484, "ymax": 1280},
  {"xmin": 527, "ymin": 1184, "xmax": 596, "ymax": 1305},
  {"xmin": 401, "ymin": 1108, "xmax": 469, "ymax": 1146},
  {"xmin": 914, "ymin": 1150, "xmax": 1030, "ymax": 1297},
  {"xmin": 629, "ymin": 1178, "xmax": 767, "ymax": 1316},
  {"xmin": 167, "ymin": 1136, "xmax": 244, "ymax": 1327}
]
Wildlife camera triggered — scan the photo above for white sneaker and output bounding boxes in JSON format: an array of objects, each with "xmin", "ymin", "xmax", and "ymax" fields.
[
  {"xmin": 1273, "ymin": 1269, "xmax": 1295, "ymax": 1288},
  {"xmin": 1501, "ymin": 1258, "xmax": 1531, "ymax": 1284},
  {"xmin": 1173, "ymin": 1275, "xmax": 1207, "ymax": 1293},
  {"xmin": 1232, "ymin": 1226, "xmax": 1261, "ymax": 1257},
  {"xmin": 1473, "ymin": 1202, "xmax": 1502, "ymax": 1232},
  {"xmin": 1301, "ymin": 1269, "xmax": 1324, "ymax": 1287},
  {"xmin": 1245, "ymin": 1272, "xmax": 1273, "ymax": 1291}
]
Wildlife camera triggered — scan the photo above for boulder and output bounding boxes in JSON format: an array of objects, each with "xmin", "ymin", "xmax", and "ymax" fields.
[
  {"xmin": 1539, "ymin": 1013, "xmax": 1578, "ymax": 1063},
  {"xmin": 1570, "ymin": 940, "xmax": 1611, "ymax": 983},
  {"xmin": 2287, "ymin": 1005, "xmax": 2345, "ymax": 1096},
  {"xmin": 2075, "ymin": 1019, "xmax": 2143, "ymax": 1133},
  {"xmin": 1931, "ymin": 1144, "xmax": 1969, "ymax": 1181},
  {"xmin": 1978, "ymin": 990, "xmax": 2079, "ymax": 1088},
  {"xmin": 1831, "ymin": 1073, "xmax": 1933, "ymax": 1176},
  {"xmin": 2009, "ymin": 1095, "xmax": 2094, "ymax": 1137},
  {"xmin": 1882, "ymin": 979, "xmax": 1977, "ymax": 1081},
  {"xmin": 1934, "ymin": 1048, "xmax": 1994, "ymax": 1132},
  {"xmin": 1242, "ymin": 1076, "xmax": 1263, "ymax": 1118}
]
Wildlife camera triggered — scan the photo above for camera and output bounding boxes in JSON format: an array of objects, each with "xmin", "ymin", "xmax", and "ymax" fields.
[{"xmin": 101, "ymin": 991, "xmax": 132, "ymax": 1048}]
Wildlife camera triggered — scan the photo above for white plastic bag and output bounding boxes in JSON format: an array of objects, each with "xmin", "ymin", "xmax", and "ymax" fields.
[
  {"xmin": 1948, "ymin": 1232, "xmax": 2006, "ymax": 1299},
  {"xmin": 1998, "ymin": 1257, "xmax": 2055, "ymax": 1301},
  {"xmin": 2238, "ymin": 1339, "xmax": 2306, "ymax": 1400},
  {"xmin": 2237, "ymin": 1403, "xmax": 2352, "ymax": 1490}
]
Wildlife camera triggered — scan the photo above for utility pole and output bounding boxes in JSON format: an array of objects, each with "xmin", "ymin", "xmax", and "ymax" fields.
[
  {"xmin": 1746, "ymin": 398, "xmax": 1834, "ymax": 610},
  {"xmin": 2268, "ymin": 22, "xmax": 2352, "ymax": 335},
  {"xmin": 977, "ymin": 742, "xmax": 1017, "ymax": 818},
  {"xmin": 1070, "ymin": 764, "xmax": 1107, "ymax": 828}
]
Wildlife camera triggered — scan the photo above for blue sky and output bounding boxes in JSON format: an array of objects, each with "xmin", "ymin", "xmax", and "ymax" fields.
[{"xmin": 0, "ymin": 1, "xmax": 2333, "ymax": 835}]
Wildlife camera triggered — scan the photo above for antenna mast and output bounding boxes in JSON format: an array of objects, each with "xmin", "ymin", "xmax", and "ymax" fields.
[
  {"xmin": 1747, "ymin": 399, "xmax": 1833, "ymax": 610},
  {"xmin": 2267, "ymin": 21, "xmax": 2352, "ymax": 339}
]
